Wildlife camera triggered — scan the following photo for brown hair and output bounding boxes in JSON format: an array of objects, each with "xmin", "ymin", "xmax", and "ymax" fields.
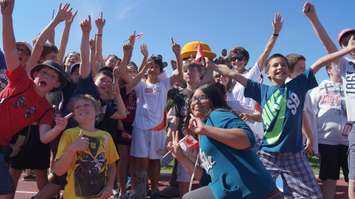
[
  {"xmin": 286, "ymin": 53, "xmax": 306, "ymax": 73},
  {"xmin": 67, "ymin": 94, "xmax": 101, "ymax": 114}
]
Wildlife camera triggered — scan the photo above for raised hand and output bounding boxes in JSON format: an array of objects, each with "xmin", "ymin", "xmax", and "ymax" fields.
[
  {"xmin": 171, "ymin": 37, "xmax": 181, "ymax": 56},
  {"xmin": 71, "ymin": 135, "xmax": 89, "ymax": 152},
  {"xmin": 53, "ymin": 3, "xmax": 72, "ymax": 24},
  {"xmin": 80, "ymin": 15, "xmax": 92, "ymax": 35},
  {"xmin": 303, "ymin": 2, "xmax": 317, "ymax": 19},
  {"xmin": 53, "ymin": 112, "xmax": 73, "ymax": 132},
  {"xmin": 272, "ymin": 13, "xmax": 283, "ymax": 35},
  {"xmin": 65, "ymin": 9, "xmax": 78, "ymax": 26},
  {"xmin": 140, "ymin": 43, "xmax": 148, "ymax": 58},
  {"xmin": 95, "ymin": 12, "xmax": 106, "ymax": 33},
  {"xmin": 123, "ymin": 42, "xmax": 133, "ymax": 56},
  {"xmin": 89, "ymin": 38, "xmax": 95, "ymax": 49},
  {"xmin": 0, "ymin": 0, "xmax": 15, "ymax": 16},
  {"xmin": 188, "ymin": 114, "xmax": 205, "ymax": 135},
  {"xmin": 128, "ymin": 31, "xmax": 136, "ymax": 47}
]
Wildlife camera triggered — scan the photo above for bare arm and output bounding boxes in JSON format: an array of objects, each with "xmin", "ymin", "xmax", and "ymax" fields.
[
  {"xmin": 311, "ymin": 37, "xmax": 355, "ymax": 74},
  {"xmin": 302, "ymin": 111, "xmax": 314, "ymax": 154},
  {"xmin": 170, "ymin": 38, "xmax": 183, "ymax": 85},
  {"xmin": 1, "ymin": 0, "xmax": 19, "ymax": 71},
  {"xmin": 57, "ymin": 10, "xmax": 77, "ymax": 64},
  {"xmin": 256, "ymin": 13, "xmax": 283, "ymax": 71},
  {"xmin": 139, "ymin": 44, "xmax": 148, "ymax": 72},
  {"xmin": 79, "ymin": 16, "xmax": 92, "ymax": 79},
  {"xmin": 92, "ymin": 12, "xmax": 105, "ymax": 76},
  {"xmin": 110, "ymin": 67, "xmax": 128, "ymax": 119},
  {"xmin": 189, "ymin": 116, "xmax": 251, "ymax": 150},
  {"xmin": 211, "ymin": 62, "xmax": 248, "ymax": 86},
  {"xmin": 125, "ymin": 60, "xmax": 150, "ymax": 93},
  {"xmin": 28, "ymin": 3, "xmax": 71, "ymax": 72},
  {"xmin": 89, "ymin": 38, "xmax": 97, "ymax": 77},
  {"xmin": 303, "ymin": 2, "xmax": 337, "ymax": 53},
  {"xmin": 54, "ymin": 135, "xmax": 89, "ymax": 176},
  {"xmin": 39, "ymin": 113, "xmax": 72, "ymax": 144}
]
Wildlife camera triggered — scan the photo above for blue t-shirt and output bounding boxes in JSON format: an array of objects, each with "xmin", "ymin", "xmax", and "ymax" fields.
[
  {"xmin": 244, "ymin": 69, "xmax": 318, "ymax": 152},
  {"xmin": 200, "ymin": 110, "xmax": 276, "ymax": 199}
]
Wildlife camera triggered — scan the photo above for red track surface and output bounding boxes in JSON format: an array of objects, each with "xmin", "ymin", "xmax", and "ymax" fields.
[{"xmin": 14, "ymin": 175, "xmax": 349, "ymax": 199}]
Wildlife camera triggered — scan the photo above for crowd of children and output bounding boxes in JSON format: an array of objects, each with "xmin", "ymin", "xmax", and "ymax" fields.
[{"xmin": 0, "ymin": 0, "xmax": 355, "ymax": 199}]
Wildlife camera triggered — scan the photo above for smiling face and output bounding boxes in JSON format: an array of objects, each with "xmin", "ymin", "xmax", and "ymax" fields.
[
  {"xmin": 72, "ymin": 98, "xmax": 97, "ymax": 125},
  {"xmin": 267, "ymin": 57, "xmax": 289, "ymax": 85},
  {"xmin": 94, "ymin": 73, "xmax": 113, "ymax": 100},
  {"xmin": 33, "ymin": 67, "xmax": 61, "ymax": 94},
  {"xmin": 190, "ymin": 89, "xmax": 211, "ymax": 119}
]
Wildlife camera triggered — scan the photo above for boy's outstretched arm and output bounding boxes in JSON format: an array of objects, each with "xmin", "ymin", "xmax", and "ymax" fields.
[
  {"xmin": 209, "ymin": 62, "xmax": 248, "ymax": 86},
  {"xmin": 1, "ymin": 0, "xmax": 19, "ymax": 71},
  {"xmin": 256, "ymin": 13, "xmax": 283, "ymax": 71},
  {"xmin": 28, "ymin": 3, "xmax": 72, "ymax": 72},
  {"xmin": 91, "ymin": 12, "xmax": 105, "ymax": 77},
  {"xmin": 79, "ymin": 16, "xmax": 92, "ymax": 79},
  {"xmin": 311, "ymin": 36, "xmax": 355, "ymax": 74},
  {"xmin": 39, "ymin": 113, "xmax": 72, "ymax": 144},
  {"xmin": 57, "ymin": 10, "xmax": 77, "ymax": 64},
  {"xmin": 303, "ymin": 2, "xmax": 337, "ymax": 53}
]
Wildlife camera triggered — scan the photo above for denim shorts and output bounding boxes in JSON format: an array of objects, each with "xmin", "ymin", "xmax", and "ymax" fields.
[{"xmin": 0, "ymin": 152, "xmax": 15, "ymax": 194}]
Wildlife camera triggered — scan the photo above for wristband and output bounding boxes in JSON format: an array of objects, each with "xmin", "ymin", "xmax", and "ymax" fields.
[{"xmin": 273, "ymin": 33, "xmax": 279, "ymax": 37}]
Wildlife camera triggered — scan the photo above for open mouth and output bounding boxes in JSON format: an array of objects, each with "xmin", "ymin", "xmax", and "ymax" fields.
[{"xmin": 39, "ymin": 80, "xmax": 47, "ymax": 87}]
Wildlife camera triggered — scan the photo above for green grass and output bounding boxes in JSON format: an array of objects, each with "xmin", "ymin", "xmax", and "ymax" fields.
[{"xmin": 308, "ymin": 155, "xmax": 320, "ymax": 176}]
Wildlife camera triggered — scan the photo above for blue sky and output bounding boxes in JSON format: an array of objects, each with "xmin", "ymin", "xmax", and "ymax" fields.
[{"xmin": 1, "ymin": 0, "xmax": 354, "ymax": 82}]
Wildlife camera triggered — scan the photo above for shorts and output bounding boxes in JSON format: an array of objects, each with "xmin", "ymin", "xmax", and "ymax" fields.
[
  {"xmin": 10, "ymin": 125, "xmax": 50, "ymax": 170},
  {"xmin": 258, "ymin": 150, "xmax": 322, "ymax": 199},
  {"xmin": 319, "ymin": 144, "xmax": 348, "ymax": 181},
  {"xmin": 130, "ymin": 127, "xmax": 166, "ymax": 160},
  {"xmin": 0, "ymin": 152, "xmax": 15, "ymax": 194},
  {"xmin": 348, "ymin": 125, "xmax": 355, "ymax": 180}
]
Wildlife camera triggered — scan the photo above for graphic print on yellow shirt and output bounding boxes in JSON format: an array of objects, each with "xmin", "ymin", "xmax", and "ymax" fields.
[{"xmin": 74, "ymin": 135, "xmax": 108, "ymax": 197}]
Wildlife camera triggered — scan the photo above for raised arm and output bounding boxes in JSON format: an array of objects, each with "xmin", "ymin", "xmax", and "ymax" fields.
[
  {"xmin": 57, "ymin": 10, "xmax": 77, "ymax": 64},
  {"xmin": 1, "ymin": 0, "xmax": 19, "ymax": 71},
  {"xmin": 92, "ymin": 12, "xmax": 105, "ymax": 76},
  {"xmin": 125, "ymin": 60, "xmax": 150, "ymax": 93},
  {"xmin": 170, "ymin": 38, "xmax": 183, "ymax": 85},
  {"xmin": 139, "ymin": 43, "xmax": 148, "ymax": 72},
  {"xmin": 303, "ymin": 2, "xmax": 337, "ymax": 53},
  {"xmin": 110, "ymin": 66, "xmax": 128, "ymax": 120},
  {"xmin": 89, "ymin": 38, "xmax": 97, "ymax": 76},
  {"xmin": 79, "ymin": 16, "xmax": 92, "ymax": 79},
  {"xmin": 311, "ymin": 36, "xmax": 355, "ymax": 74},
  {"xmin": 28, "ymin": 3, "xmax": 71, "ymax": 72},
  {"xmin": 256, "ymin": 13, "xmax": 283, "ymax": 70}
]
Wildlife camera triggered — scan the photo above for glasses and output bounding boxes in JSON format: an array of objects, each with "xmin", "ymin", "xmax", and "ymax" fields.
[{"xmin": 191, "ymin": 95, "xmax": 209, "ymax": 103}]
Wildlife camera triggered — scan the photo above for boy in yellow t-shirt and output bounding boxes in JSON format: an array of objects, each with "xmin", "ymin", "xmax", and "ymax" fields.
[{"xmin": 54, "ymin": 94, "xmax": 119, "ymax": 199}]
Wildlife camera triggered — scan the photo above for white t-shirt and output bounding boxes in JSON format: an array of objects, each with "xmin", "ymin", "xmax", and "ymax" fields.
[
  {"xmin": 133, "ymin": 78, "xmax": 171, "ymax": 129},
  {"xmin": 226, "ymin": 63, "xmax": 264, "ymax": 139},
  {"xmin": 308, "ymin": 80, "xmax": 348, "ymax": 146},
  {"xmin": 335, "ymin": 57, "xmax": 355, "ymax": 121}
]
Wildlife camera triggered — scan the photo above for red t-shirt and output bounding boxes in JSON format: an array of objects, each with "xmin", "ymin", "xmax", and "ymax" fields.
[{"xmin": 0, "ymin": 67, "xmax": 53, "ymax": 145}]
